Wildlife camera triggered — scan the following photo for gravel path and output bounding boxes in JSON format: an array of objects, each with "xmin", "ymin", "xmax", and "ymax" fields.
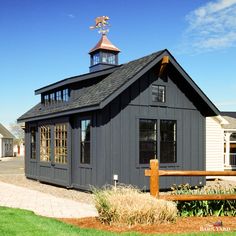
[
  {"xmin": 0, "ymin": 156, "xmax": 235, "ymax": 203},
  {"xmin": 0, "ymin": 174, "xmax": 94, "ymax": 204}
]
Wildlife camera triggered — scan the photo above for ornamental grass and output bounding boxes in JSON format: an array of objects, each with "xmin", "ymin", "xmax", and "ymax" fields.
[{"xmin": 93, "ymin": 185, "xmax": 177, "ymax": 226}]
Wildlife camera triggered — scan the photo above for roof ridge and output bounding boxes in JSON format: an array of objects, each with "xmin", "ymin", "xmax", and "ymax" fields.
[{"xmin": 122, "ymin": 50, "xmax": 165, "ymax": 66}]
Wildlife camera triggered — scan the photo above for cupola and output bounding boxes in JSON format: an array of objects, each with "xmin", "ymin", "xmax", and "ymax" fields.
[{"xmin": 89, "ymin": 16, "xmax": 120, "ymax": 73}]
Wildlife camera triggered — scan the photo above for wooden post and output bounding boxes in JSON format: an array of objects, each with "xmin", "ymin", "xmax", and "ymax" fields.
[
  {"xmin": 145, "ymin": 159, "xmax": 160, "ymax": 198},
  {"xmin": 149, "ymin": 159, "xmax": 159, "ymax": 198}
]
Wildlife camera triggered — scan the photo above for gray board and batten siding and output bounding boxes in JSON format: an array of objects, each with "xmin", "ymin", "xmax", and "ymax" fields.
[{"xmin": 19, "ymin": 49, "xmax": 218, "ymax": 191}]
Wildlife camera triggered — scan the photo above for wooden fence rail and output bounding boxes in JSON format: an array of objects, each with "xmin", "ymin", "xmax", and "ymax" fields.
[{"xmin": 145, "ymin": 159, "xmax": 236, "ymax": 201}]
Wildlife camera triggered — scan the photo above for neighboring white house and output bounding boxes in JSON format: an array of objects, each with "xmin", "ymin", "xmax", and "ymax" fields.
[
  {"xmin": 0, "ymin": 123, "xmax": 15, "ymax": 157},
  {"xmin": 206, "ymin": 112, "xmax": 236, "ymax": 176},
  {"xmin": 13, "ymin": 143, "xmax": 25, "ymax": 156}
]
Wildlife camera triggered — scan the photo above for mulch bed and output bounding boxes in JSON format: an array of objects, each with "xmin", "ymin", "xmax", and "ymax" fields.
[{"xmin": 59, "ymin": 216, "xmax": 236, "ymax": 234}]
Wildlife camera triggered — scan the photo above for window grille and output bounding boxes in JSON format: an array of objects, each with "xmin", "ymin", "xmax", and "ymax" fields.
[
  {"xmin": 54, "ymin": 123, "xmax": 67, "ymax": 164},
  {"xmin": 40, "ymin": 126, "xmax": 51, "ymax": 162}
]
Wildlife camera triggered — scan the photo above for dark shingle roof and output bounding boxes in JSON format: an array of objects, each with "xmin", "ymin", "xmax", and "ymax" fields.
[
  {"xmin": 221, "ymin": 112, "xmax": 236, "ymax": 118},
  {"xmin": 18, "ymin": 50, "xmax": 164, "ymax": 122}
]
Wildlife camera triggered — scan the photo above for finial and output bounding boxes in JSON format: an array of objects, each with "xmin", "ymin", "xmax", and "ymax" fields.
[{"xmin": 90, "ymin": 16, "xmax": 110, "ymax": 35}]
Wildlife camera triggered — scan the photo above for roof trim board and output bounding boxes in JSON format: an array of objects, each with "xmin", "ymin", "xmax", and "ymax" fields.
[
  {"xmin": 18, "ymin": 104, "xmax": 100, "ymax": 122},
  {"xmin": 35, "ymin": 66, "xmax": 120, "ymax": 95},
  {"xmin": 167, "ymin": 51, "xmax": 219, "ymax": 116}
]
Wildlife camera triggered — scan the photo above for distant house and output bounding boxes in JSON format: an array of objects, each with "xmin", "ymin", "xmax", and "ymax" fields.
[
  {"xmin": 18, "ymin": 33, "xmax": 219, "ymax": 190},
  {"xmin": 206, "ymin": 112, "xmax": 236, "ymax": 174},
  {"xmin": 0, "ymin": 123, "xmax": 15, "ymax": 157}
]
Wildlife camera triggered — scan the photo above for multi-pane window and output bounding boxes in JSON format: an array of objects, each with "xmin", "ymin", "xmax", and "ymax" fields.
[
  {"xmin": 44, "ymin": 94, "xmax": 49, "ymax": 105},
  {"xmin": 139, "ymin": 119, "xmax": 157, "ymax": 164},
  {"xmin": 139, "ymin": 119, "xmax": 177, "ymax": 164},
  {"xmin": 92, "ymin": 53, "xmax": 100, "ymax": 65},
  {"xmin": 160, "ymin": 120, "xmax": 177, "ymax": 163},
  {"xmin": 80, "ymin": 119, "xmax": 91, "ymax": 164},
  {"xmin": 152, "ymin": 85, "xmax": 166, "ymax": 103},
  {"xmin": 43, "ymin": 89, "xmax": 70, "ymax": 105},
  {"xmin": 62, "ymin": 89, "xmax": 69, "ymax": 102},
  {"xmin": 30, "ymin": 127, "xmax": 36, "ymax": 159},
  {"xmin": 40, "ymin": 126, "xmax": 51, "ymax": 162},
  {"xmin": 102, "ymin": 52, "xmax": 116, "ymax": 64},
  {"xmin": 56, "ymin": 91, "xmax": 62, "ymax": 103},
  {"xmin": 54, "ymin": 124, "xmax": 67, "ymax": 164},
  {"xmin": 50, "ymin": 93, "xmax": 55, "ymax": 104}
]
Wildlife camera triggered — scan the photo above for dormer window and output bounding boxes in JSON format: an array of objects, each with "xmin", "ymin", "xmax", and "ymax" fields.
[
  {"xmin": 43, "ymin": 88, "xmax": 70, "ymax": 105},
  {"xmin": 56, "ymin": 91, "xmax": 62, "ymax": 102},
  {"xmin": 44, "ymin": 94, "xmax": 49, "ymax": 105},
  {"xmin": 50, "ymin": 93, "xmax": 55, "ymax": 104},
  {"xmin": 62, "ymin": 89, "xmax": 69, "ymax": 102}
]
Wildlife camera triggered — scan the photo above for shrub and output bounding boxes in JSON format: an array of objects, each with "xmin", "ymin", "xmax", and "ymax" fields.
[
  {"xmin": 171, "ymin": 182, "xmax": 236, "ymax": 217},
  {"xmin": 93, "ymin": 185, "xmax": 177, "ymax": 226}
]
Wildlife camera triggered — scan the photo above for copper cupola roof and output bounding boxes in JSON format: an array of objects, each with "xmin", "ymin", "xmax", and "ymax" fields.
[{"xmin": 89, "ymin": 34, "xmax": 120, "ymax": 54}]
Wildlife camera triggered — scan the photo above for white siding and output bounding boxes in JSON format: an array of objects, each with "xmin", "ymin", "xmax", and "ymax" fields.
[{"xmin": 206, "ymin": 117, "xmax": 224, "ymax": 174}]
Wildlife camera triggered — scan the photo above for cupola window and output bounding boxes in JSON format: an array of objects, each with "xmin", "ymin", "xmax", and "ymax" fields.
[
  {"xmin": 102, "ymin": 52, "xmax": 116, "ymax": 64},
  {"xmin": 92, "ymin": 53, "xmax": 100, "ymax": 65}
]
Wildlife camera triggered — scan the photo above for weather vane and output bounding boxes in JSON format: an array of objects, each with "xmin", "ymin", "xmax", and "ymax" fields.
[{"xmin": 90, "ymin": 16, "xmax": 110, "ymax": 35}]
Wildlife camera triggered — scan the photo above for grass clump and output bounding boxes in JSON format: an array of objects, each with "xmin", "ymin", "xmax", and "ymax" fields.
[
  {"xmin": 171, "ymin": 182, "xmax": 236, "ymax": 217},
  {"xmin": 93, "ymin": 185, "xmax": 177, "ymax": 226}
]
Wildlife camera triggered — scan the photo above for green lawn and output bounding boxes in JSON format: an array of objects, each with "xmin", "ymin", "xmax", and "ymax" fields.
[{"xmin": 0, "ymin": 206, "xmax": 235, "ymax": 236}]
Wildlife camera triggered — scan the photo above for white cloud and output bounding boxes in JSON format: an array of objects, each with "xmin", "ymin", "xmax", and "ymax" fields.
[
  {"xmin": 180, "ymin": 0, "xmax": 236, "ymax": 53},
  {"xmin": 68, "ymin": 14, "xmax": 75, "ymax": 19}
]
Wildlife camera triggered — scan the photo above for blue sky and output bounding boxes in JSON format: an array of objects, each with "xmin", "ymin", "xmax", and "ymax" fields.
[{"xmin": 1, "ymin": 0, "xmax": 236, "ymax": 128}]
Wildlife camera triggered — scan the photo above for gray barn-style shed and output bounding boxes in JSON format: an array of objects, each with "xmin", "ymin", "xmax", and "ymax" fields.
[{"xmin": 18, "ymin": 35, "xmax": 219, "ymax": 190}]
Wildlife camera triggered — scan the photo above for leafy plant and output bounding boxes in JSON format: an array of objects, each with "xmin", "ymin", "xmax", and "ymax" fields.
[{"xmin": 170, "ymin": 182, "xmax": 236, "ymax": 217}]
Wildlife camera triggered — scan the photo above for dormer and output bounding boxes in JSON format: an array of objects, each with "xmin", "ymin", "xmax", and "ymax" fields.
[{"xmin": 89, "ymin": 34, "xmax": 120, "ymax": 73}]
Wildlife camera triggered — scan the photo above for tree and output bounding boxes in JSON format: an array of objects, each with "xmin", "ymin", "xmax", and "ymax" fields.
[{"xmin": 9, "ymin": 121, "xmax": 24, "ymax": 146}]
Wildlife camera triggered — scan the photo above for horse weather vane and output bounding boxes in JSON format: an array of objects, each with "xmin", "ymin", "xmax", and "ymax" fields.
[{"xmin": 90, "ymin": 16, "xmax": 110, "ymax": 35}]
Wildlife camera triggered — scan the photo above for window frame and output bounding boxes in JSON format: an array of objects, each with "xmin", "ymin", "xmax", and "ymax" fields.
[
  {"xmin": 62, "ymin": 88, "xmax": 69, "ymax": 102},
  {"xmin": 38, "ymin": 118, "xmax": 70, "ymax": 166},
  {"xmin": 42, "ymin": 89, "xmax": 70, "ymax": 105},
  {"xmin": 92, "ymin": 52, "xmax": 100, "ymax": 65},
  {"xmin": 54, "ymin": 123, "xmax": 68, "ymax": 164},
  {"xmin": 160, "ymin": 120, "xmax": 177, "ymax": 164},
  {"xmin": 39, "ymin": 125, "xmax": 51, "ymax": 162},
  {"xmin": 152, "ymin": 85, "xmax": 166, "ymax": 103},
  {"xmin": 150, "ymin": 80, "xmax": 168, "ymax": 106},
  {"xmin": 30, "ymin": 126, "xmax": 37, "ymax": 160},
  {"xmin": 139, "ymin": 119, "xmax": 157, "ymax": 165},
  {"xmin": 137, "ymin": 117, "xmax": 179, "ymax": 167},
  {"xmin": 78, "ymin": 116, "xmax": 92, "ymax": 167}
]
